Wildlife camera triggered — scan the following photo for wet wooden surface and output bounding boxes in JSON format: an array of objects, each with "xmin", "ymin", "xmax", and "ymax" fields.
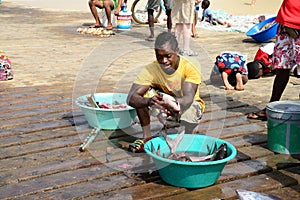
[{"xmin": 1, "ymin": 2, "xmax": 300, "ymax": 199}]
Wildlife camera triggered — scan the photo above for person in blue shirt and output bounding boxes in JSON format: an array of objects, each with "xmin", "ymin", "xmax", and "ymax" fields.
[{"xmin": 201, "ymin": 0, "xmax": 227, "ymax": 26}]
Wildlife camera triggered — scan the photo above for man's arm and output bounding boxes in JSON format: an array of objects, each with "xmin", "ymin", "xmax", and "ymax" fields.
[
  {"xmin": 127, "ymin": 83, "xmax": 150, "ymax": 108},
  {"xmin": 176, "ymin": 82, "xmax": 198, "ymax": 113},
  {"xmin": 127, "ymin": 83, "xmax": 164, "ymax": 138}
]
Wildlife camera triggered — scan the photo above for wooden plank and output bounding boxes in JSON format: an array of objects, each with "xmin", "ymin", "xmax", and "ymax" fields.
[
  {"xmin": 0, "ymin": 127, "xmax": 79, "ymax": 148},
  {"xmin": 0, "ymin": 120, "xmax": 77, "ymax": 138},
  {"xmin": 160, "ymin": 166, "xmax": 300, "ymax": 200},
  {"xmin": 21, "ymin": 174, "xmax": 144, "ymax": 200},
  {"xmin": 0, "ymin": 98, "xmax": 71, "ymax": 114},
  {"xmin": 89, "ymin": 167, "xmax": 300, "ymax": 200},
  {"xmin": 0, "ymin": 164, "xmax": 120, "ymax": 199}
]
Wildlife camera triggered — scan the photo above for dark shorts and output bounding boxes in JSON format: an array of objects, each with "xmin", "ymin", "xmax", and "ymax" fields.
[{"xmin": 148, "ymin": 0, "xmax": 173, "ymax": 11}]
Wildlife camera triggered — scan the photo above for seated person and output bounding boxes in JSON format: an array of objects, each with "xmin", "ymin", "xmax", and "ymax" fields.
[
  {"xmin": 211, "ymin": 52, "xmax": 248, "ymax": 90},
  {"xmin": 247, "ymin": 43, "xmax": 275, "ymax": 79},
  {"xmin": 201, "ymin": 0, "xmax": 230, "ymax": 27},
  {"xmin": 127, "ymin": 32, "xmax": 205, "ymax": 153},
  {"xmin": 88, "ymin": 0, "xmax": 123, "ymax": 29}
]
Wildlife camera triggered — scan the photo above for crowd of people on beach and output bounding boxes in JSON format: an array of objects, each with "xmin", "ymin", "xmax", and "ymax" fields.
[{"xmin": 84, "ymin": 0, "xmax": 300, "ymax": 152}]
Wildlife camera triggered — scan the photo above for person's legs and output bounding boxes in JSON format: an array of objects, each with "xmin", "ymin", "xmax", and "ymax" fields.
[
  {"xmin": 174, "ymin": 23, "xmax": 183, "ymax": 47},
  {"xmin": 192, "ymin": 11, "xmax": 198, "ymax": 37},
  {"xmin": 163, "ymin": 0, "xmax": 173, "ymax": 32},
  {"xmin": 176, "ymin": 23, "xmax": 197, "ymax": 56},
  {"xmin": 221, "ymin": 72, "xmax": 234, "ymax": 90},
  {"xmin": 146, "ymin": 0, "xmax": 160, "ymax": 40},
  {"xmin": 166, "ymin": 9, "xmax": 172, "ymax": 32},
  {"xmin": 103, "ymin": 0, "xmax": 115, "ymax": 29},
  {"xmin": 147, "ymin": 9, "xmax": 155, "ymax": 39},
  {"xmin": 269, "ymin": 69, "xmax": 290, "ymax": 102},
  {"xmin": 235, "ymin": 73, "xmax": 245, "ymax": 91},
  {"xmin": 135, "ymin": 107, "xmax": 152, "ymax": 138},
  {"xmin": 182, "ymin": 23, "xmax": 191, "ymax": 50},
  {"xmin": 246, "ymin": 70, "xmax": 290, "ymax": 120},
  {"xmin": 88, "ymin": 0, "xmax": 104, "ymax": 28}
]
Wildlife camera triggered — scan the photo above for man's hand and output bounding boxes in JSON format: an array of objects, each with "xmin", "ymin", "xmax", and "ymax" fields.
[
  {"xmin": 147, "ymin": 93, "xmax": 180, "ymax": 116},
  {"xmin": 161, "ymin": 93, "xmax": 180, "ymax": 114}
]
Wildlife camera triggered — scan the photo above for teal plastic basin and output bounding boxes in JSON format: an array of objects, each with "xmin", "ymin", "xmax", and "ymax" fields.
[
  {"xmin": 75, "ymin": 93, "xmax": 136, "ymax": 130},
  {"xmin": 144, "ymin": 134, "xmax": 237, "ymax": 188}
]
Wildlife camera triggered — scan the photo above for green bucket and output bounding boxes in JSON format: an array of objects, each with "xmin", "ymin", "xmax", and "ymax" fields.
[
  {"xmin": 144, "ymin": 134, "xmax": 237, "ymax": 188},
  {"xmin": 266, "ymin": 101, "xmax": 300, "ymax": 154}
]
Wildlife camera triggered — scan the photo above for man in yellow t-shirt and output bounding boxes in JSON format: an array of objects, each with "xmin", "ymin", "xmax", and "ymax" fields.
[{"xmin": 127, "ymin": 32, "xmax": 205, "ymax": 153}]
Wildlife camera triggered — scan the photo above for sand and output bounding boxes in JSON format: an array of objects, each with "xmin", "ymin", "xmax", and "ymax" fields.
[{"xmin": 9, "ymin": 0, "xmax": 282, "ymax": 16}]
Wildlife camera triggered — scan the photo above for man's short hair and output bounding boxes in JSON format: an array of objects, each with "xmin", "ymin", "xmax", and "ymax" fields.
[
  {"xmin": 247, "ymin": 61, "xmax": 261, "ymax": 79},
  {"xmin": 155, "ymin": 32, "xmax": 178, "ymax": 52}
]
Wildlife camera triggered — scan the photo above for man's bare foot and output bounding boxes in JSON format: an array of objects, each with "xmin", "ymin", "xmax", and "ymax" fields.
[
  {"xmin": 235, "ymin": 73, "xmax": 244, "ymax": 90},
  {"xmin": 235, "ymin": 83, "xmax": 244, "ymax": 91},
  {"xmin": 225, "ymin": 84, "xmax": 234, "ymax": 90}
]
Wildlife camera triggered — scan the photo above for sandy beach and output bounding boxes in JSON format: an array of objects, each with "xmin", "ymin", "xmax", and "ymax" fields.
[{"xmin": 10, "ymin": 0, "xmax": 282, "ymax": 15}]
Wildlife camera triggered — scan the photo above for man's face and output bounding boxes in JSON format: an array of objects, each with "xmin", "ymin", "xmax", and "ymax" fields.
[{"xmin": 155, "ymin": 43, "xmax": 179, "ymax": 74}]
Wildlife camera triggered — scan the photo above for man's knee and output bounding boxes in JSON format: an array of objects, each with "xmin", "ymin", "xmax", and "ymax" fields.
[{"xmin": 103, "ymin": 0, "xmax": 114, "ymax": 9}]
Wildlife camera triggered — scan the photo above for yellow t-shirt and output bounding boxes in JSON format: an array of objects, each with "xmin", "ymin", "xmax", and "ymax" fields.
[{"xmin": 134, "ymin": 56, "xmax": 205, "ymax": 111}]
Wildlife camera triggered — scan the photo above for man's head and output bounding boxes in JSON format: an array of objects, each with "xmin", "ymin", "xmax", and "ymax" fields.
[
  {"xmin": 155, "ymin": 32, "xmax": 179, "ymax": 74},
  {"xmin": 247, "ymin": 61, "xmax": 263, "ymax": 79},
  {"xmin": 201, "ymin": 0, "xmax": 210, "ymax": 9}
]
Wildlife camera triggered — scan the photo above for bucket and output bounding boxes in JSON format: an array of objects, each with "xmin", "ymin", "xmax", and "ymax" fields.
[
  {"xmin": 266, "ymin": 100, "xmax": 300, "ymax": 154},
  {"xmin": 117, "ymin": 10, "xmax": 132, "ymax": 30},
  {"xmin": 144, "ymin": 134, "xmax": 237, "ymax": 188}
]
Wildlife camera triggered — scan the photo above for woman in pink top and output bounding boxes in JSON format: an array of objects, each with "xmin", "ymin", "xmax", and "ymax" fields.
[{"xmin": 247, "ymin": 0, "xmax": 300, "ymax": 120}]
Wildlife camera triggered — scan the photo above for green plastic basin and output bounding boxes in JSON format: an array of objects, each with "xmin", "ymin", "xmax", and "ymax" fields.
[
  {"xmin": 75, "ymin": 93, "xmax": 136, "ymax": 130},
  {"xmin": 144, "ymin": 134, "xmax": 237, "ymax": 188}
]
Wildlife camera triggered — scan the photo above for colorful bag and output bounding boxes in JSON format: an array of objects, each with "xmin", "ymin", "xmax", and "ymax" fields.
[{"xmin": 0, "ymin": 52, "xmax": 13, "ymax": 81}]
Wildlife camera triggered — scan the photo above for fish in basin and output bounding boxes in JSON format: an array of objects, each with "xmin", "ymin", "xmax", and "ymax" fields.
[{"xmin": 151, "ymin": 127, "xmax": 228, "ymax": 162}]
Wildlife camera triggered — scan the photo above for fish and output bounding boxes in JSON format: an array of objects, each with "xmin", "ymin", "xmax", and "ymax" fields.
[
  {"xmin": 211, "ymin": 143, "xmax": 228, "ymax": 161},
  {"xmin": 151, "ymin": 127, "xmax": 188, "ymax": 161},
  {"xmin": 187, "ymin": 143, "xmax": 228, "ymax": 162},
  {"xmin": 236, "ymin": 189, "xmax": 282, "ymax": 200},
  {"xmin": 151, "ymin": 126, "xmax": 228, "ymax": 162},
  {"xmin": 162, "ymin": 126, "xmax": 185, "ymax": 155}
]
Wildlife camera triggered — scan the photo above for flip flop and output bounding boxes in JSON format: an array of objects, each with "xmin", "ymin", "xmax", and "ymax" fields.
[
  {"xmin": 128, "ymin": 137, "xmax": 152, "ymax": 153},
  {"xmin": 145, "ymin": 37, "xmax": 155, "ymax": 41},
  {"xmin": 89, "ymin": 24, "xmax": 103, "ymax": 28},
  {"xmin": 246, "ymin": 112, "xmax": 267, "ymax": 121},
  {"xmin": 128, "ymin": 139, "xmax": 145, "ymax": 153}
]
